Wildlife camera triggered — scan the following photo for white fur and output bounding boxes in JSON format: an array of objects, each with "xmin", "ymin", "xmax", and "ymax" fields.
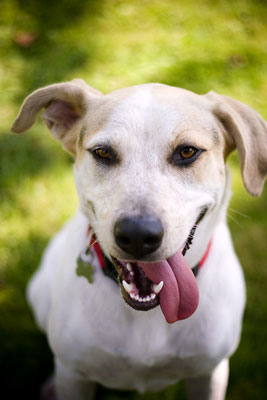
[
  {"xmin": 28, "ymin": 208, "xmax": 245, "ymax": 397},
  {"xmin": 12, "ymin": 82, "xmax": 267, "ymax": 400}
]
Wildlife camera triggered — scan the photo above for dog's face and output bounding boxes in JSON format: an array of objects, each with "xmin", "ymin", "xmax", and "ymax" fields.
[
  {"xmin": 12, "ymin": 80, "xmax": 267, "ymax": 323},
  {"xmin": 74, "ymin": 84, "xmax": 226, "ymax": 261}
]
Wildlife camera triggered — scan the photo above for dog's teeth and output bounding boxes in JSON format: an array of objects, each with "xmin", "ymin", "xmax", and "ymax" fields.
[
  {"xmin": 153, "ymin": 281, "xmax": 164, "ymax": 294},
  {"xmin": 122, "ymin": 280, "xmax": 134, "ymax": 293},
  {"xmin": 128, "ymin": 292, "xmax": 156, "ymax": 303},
  {"xmin": 141, "ymin": 297, "xmax": 146, "ymax": 302},
  {"xmin": 126, "ymin": 263, "xmax": 133, "ymax": 272}
]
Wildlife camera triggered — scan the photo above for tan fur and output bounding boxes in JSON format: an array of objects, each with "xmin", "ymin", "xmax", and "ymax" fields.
[
  {"xmin": 11, "ymin": 79, "xmax": 102, "ymax": 154},
  {"xmin": 206, "ymin": 91, "xmax": 267, "ymax": 196}
]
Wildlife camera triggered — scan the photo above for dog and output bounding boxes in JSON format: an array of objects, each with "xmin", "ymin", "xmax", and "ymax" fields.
[{"xmin": 12, "ymin": 80, "xmax": 267, "ymax": 400}]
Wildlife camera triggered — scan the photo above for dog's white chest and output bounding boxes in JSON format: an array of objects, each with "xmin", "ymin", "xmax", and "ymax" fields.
[
  {"xmin": 28, "ymin": 215, "xmax": 246, "ymax": 394},
  {"xmin": 47, "ymin": 256, "xmax": 245, "ymax": 393}
]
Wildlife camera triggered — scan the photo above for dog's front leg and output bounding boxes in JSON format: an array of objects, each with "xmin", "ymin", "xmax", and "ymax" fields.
[
  {"xmin": 55, "ymin": 358, "xmax": 96, "ymax": 400},
  {"xmin": 185, "ymin": 358, "xmax": 229, "ymax": 400}
]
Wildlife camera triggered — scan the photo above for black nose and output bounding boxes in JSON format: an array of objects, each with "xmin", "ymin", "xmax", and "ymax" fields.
[{"xmin": 114, "ymin": 215, "xmax": 164, "ymax": 259}]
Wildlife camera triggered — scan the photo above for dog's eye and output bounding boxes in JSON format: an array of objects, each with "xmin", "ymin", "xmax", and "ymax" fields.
[
  {"xmin": 180, "ymin": 146, "xmax": 197, "ymax": 159},
  {"xmin": 94, "ymin": 148, "xmax": 112, "ymax": 159},
  {"xmin": 90, "ymin": 145, "xmax": 118, "ymax": 165},
  {"xmin": 171, "ymin": 145, "xmax": 203, "ymax": 167}
]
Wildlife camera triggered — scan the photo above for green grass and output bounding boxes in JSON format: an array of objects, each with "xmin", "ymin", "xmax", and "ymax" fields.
[{"xmin": 0, "ymin": 0, "xmax": 267, "ymax": 398}]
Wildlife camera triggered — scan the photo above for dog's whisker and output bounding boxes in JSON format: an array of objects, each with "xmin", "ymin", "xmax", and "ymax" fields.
[
  {"xmin": 226, "ymin": 213, "xmax": 245, "ymax": 230},
  {"xmin": 228, "ymin": 207, "xmax": 250, "ymax": 219},
  {"xmin": 89, "ymin": 239, "xmax": 99, "ymax": 248}
]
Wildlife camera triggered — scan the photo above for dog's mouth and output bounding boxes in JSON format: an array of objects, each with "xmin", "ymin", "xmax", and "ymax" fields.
[
  {"xmin": 111, "ymin": 208, "xmax": 208, "ymax": 324},
  {"xmin": 111, "ymin": 258, "xmax": 161, "ymax": 311},
  {"xmin": 112, "ymin": 250, "xmax": 199, "ymax": 324}
]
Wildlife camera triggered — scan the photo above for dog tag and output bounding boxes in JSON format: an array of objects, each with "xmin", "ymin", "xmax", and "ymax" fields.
[{"xmin": 76, "ymin": 250, "xmax": 95, "ymax": 284}]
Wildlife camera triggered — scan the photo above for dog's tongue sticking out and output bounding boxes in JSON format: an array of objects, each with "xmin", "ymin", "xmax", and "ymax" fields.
[{"xmin": 139, "ymin": 251, "xmax": 199, "ymax": 323}]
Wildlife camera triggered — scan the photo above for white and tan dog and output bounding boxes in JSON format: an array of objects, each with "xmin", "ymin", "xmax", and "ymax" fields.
[{"xmin": 12, "ymin": 80, "xmax": 267, "ymax": 400}]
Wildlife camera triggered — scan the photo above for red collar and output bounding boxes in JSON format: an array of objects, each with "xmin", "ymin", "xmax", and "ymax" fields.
[
  {"xmin": 88, "ymin": 232, "xmax": 106, "ymax": 269},
  {"xmin": 87, "ymin": 226, "xmax": 212, "ymax": 274},
  {"xmin": 198, "ymin": 239, "xmax": 212, "ymax": 269}
]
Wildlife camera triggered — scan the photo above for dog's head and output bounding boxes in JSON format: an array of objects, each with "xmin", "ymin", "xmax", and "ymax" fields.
[{"xmin": 12, "ymin": 80, "xmax": 267, "ymax": 323}]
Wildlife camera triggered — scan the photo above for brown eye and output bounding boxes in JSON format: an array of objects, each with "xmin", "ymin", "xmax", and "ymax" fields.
[
  {"xmin": 171, "ymin": 144, "xmax": 203, "ymax": 167},
  {"xmin": 180, "ymin": 146, "xmax": 197, "ymax": 159},
  {"xmin": 90, "ymin": 145, "xmax": 119, "ymax": 165},
  {"xmin": 95, "ymin": 148, "xmax": 111, "ymax": 159}
]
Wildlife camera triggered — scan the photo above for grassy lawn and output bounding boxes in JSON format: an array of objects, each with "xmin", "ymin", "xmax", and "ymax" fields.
[{"xmin": 0, "ymin": 0, "xmax": 266, "ymax": 399}]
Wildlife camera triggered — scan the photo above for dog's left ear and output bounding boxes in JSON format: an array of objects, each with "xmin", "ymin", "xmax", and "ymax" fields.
[
  {"xmin": 11, "ymin": 79, "xmax": 103, "ymax": 155},
  {"xmin": 206, "ymin": 91, "xmax": 267, "ymax": 196}
]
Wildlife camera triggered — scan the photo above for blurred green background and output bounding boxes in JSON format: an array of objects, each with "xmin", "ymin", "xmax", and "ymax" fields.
[{"xmin": 0, "ymin": 0, "xmax": 266, "ymax": 399}]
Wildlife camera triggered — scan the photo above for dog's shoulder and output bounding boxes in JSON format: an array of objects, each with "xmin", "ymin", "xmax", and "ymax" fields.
[{"xmin": 26, "ymin": 211, "xmax": 88, "ymax": 331}]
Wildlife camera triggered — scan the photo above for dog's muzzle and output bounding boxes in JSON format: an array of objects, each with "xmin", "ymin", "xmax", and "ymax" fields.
[{"xmin": 109, "ymin": 208, "xmax": 209, "ymax": 324}]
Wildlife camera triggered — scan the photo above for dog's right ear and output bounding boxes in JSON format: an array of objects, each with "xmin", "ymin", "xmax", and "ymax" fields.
[
  {"xmin": 205, "ymin": 91, "xmax": 267, "ymax": 197},
  {"xmin": 11, "ymin": 79, "xmax": 102, "ymax": 155}
]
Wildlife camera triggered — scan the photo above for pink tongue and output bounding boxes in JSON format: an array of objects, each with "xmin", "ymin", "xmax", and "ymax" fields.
[{"xmin": 139, "ymin": 251, "xmax": 199, "ymax": 323}]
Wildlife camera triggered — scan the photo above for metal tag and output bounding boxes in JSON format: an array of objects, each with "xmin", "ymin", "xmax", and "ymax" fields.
[{"xmin": 76, "ymin": 248, "xmax": 95, "ymax": 284}]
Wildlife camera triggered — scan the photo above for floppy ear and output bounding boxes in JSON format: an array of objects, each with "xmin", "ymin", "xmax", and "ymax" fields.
[
  {"xmin": 11, "ymin": 79, "xmax": 102, "ymax": 155},
  {"xmin": 206, "ymin": 91, "xmax": 267, "ymax": 196}
]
